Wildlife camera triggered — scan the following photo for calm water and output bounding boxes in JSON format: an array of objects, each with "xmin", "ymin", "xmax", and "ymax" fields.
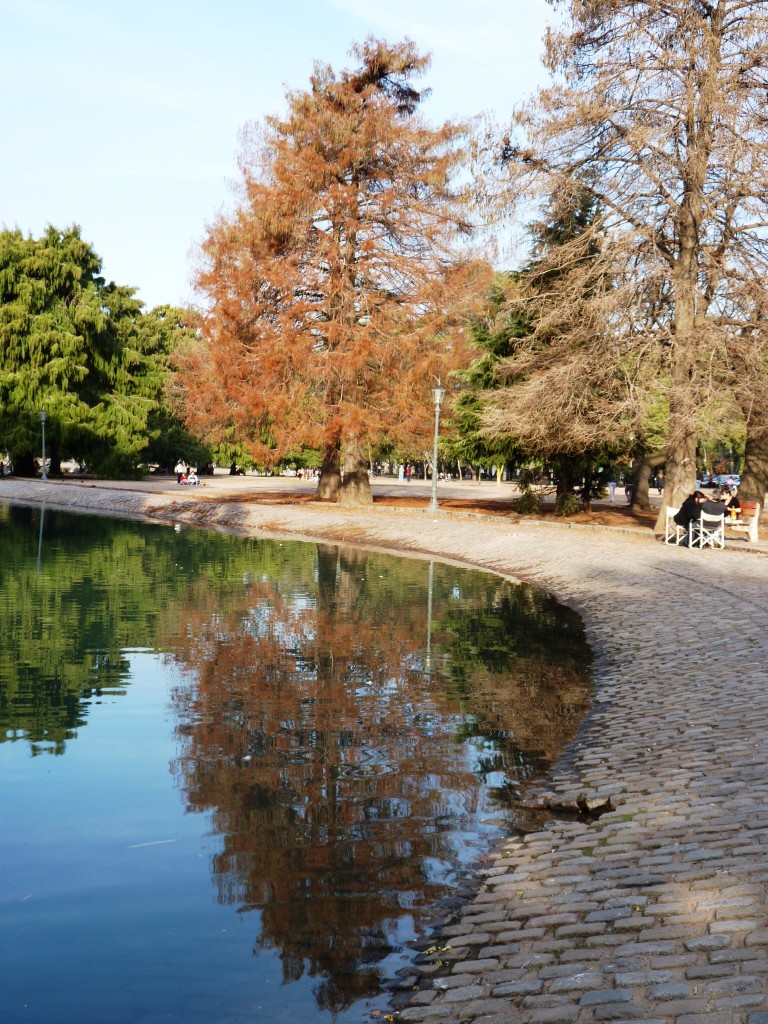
[{"xmin": 0, "ymin": 503, "xmax": 592, "ymax": 1024}]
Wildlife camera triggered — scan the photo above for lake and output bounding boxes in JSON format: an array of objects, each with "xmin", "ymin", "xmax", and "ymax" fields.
[{"xmin": 0, "ymin": 503, "xmax": 592, "ymax": 1024}]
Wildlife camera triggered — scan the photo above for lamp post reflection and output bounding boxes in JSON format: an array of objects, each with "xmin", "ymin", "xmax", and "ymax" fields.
[
  {"xmin": 425, "ymin": 559, "xmax": 434, "ymax": 677},
  {"xmin": 36, "ymin": 505, "xmax": 45, "ymax": 572},
  {"xmin": 40, "ymin": 409, "xmax": 47, "ymax": 481}
]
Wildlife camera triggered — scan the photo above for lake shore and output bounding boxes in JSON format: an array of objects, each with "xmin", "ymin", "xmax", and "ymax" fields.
[{"xmin": 4, "ymin": 476, "xmax": 768, "ymax": 1024}]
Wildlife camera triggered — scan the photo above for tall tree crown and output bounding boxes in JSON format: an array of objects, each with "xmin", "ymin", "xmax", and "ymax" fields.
[{"xmin": 184, "ymin": 38, "xmax": 486, "ymax": 471}]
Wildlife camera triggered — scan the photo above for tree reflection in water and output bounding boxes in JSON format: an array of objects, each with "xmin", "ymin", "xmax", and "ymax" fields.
[{"xmin": 169, "ymin": 543, "xmax": 592, "ymax": 1013}]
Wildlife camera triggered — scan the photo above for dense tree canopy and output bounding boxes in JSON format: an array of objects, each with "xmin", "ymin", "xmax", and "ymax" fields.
[
  {"xmin": 179, "ymin": 38, "xmax": 488, "ymax": 504},
  {"xmin": 0, "ymin": 227, "xmax": 198, "ymax": 476}
]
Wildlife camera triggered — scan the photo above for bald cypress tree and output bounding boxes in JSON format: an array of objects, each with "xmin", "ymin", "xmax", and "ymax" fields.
[{"xmin": 183, "ymin": 38, "xmax": 486, "ymax": 504}]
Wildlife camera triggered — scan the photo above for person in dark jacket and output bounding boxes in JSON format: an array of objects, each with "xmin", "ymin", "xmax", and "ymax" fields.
[{"xmin": 673, "ymin": 491, "xmax": 706, "ymax": 545}]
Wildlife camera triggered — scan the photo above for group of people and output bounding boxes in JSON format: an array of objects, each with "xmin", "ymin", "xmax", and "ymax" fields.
[
  {"xmin": 673, "ymin": 485, "xmax": 740, "ymax": 545},
  {"xmin": 175, "ymin": 460, "xmax": 200, "ymax": 485}
]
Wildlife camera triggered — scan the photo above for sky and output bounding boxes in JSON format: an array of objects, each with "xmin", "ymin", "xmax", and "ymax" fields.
[{"xmin": 1, "ymin": 0, "xmax": 555, "ymax": 311}]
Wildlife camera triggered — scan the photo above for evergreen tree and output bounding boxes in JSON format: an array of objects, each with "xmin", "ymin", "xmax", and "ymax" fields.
[{"xmin": 0, "ymin": 227, "xmax": 195, "ymax": 476}]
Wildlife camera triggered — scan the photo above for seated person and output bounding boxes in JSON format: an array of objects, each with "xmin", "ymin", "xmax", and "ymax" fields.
[
  {"xmin": 187, "ymin": 470, "xmax": 199, "ymax": 485},
  {"xmin": 700, "ymin": 494, "xmax": 727, "ymax": 516},
  {"xmin": 723, "ymin": 487, "xmax": 740, "ymax": 514},
  {"xmin": 673, "ymin": 491, "xmax": 706, "ymax": 544},
  {"xmin": 675, "ymin": 490, "xmax": 727, "ymax": 545}
]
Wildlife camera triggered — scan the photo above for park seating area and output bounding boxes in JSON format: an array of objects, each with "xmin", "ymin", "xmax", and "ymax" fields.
[{"xmin": 664, "ymin": 502, "xmax": 761, "ymax": 548}]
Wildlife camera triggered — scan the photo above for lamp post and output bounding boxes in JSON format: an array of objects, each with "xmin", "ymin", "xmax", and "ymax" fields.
[
  {"xmin": 428, "ymin": 383, "xmax": 445, "ymax": 513},
  {"xmin": 40, "ymin": 409, "xmax": 47, "ymax": 481}
]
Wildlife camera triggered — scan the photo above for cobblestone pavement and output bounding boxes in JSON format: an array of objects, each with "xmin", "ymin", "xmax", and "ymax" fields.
[{"xmin": 5, "ymin": 480, "xmax": 768, "ymax": 1024}]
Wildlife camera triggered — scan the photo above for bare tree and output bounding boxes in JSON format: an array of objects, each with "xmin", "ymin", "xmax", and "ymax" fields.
[{"xmin": 484, "ymin": 0, "xmax": 768, "ymax": 529}]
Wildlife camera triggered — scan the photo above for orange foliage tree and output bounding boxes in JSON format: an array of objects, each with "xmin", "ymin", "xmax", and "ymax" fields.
[{"xmin": 178, "ymin": 38, "xmax": 487, "ymax": 504}]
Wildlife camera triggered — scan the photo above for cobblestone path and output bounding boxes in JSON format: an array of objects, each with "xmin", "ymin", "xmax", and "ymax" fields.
[{"xmin": 5, "ymin": 480, "xmax": 768, "ymax": 1024}]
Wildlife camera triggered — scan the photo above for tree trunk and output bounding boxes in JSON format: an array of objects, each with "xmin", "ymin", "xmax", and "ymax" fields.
[
  {"xmin": 739, "ymin": 425, "xmax": 768, "ymax": 507},
  {"xmin": 14, "ymin": 452, "xmax": 37, "ymax": 477},
  {"xmin": 339, "ymin": 436, "xmax": 372, "ymax": 506},
  {"xmin": 740, "ymin": 437, "xmax": 768, "ymax": 506},
  {"xmin": 631, "ymin": 451, "xmax": 665, "ymax": 511},
  {"xmin": 654, "ymin": 253, "xmax": 700, "ymax": 532},
  {"xmin": 49, "ymin": 442, "xmax": 62, "ymax": 478},
  {"xmin": 731, "ymin": 348, "xmax": 768, "ymax": 507},
  {"xmin": 317, "ymin": 443, "xmax": 341, "ymax": 501},
  {"xmin": 555, "ymin": 461, "xmax": 577, "ymax": 499},
  {"xmin": 581, "ymin": 466, "xmax": 594, "ymax": 512}
]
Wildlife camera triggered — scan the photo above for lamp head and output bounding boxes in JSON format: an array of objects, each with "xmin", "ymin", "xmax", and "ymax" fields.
[{"xmin": 431, "ymin": 385, "xmax": 446, "ymax": 408}]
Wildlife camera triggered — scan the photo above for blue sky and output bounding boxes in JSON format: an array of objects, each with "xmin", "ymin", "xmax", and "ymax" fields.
[{"xmin": 1, "ymin": 0, "xmax": 554, "ymax": 310}]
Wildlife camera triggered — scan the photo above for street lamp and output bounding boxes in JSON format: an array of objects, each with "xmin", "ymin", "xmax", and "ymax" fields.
[
  {"xmin": 40, "ymin": 410, "xmax": 47, "ymax": 481},
  {"xmin": 428, "ymin": 383, "xmax": 445, "ymax": 513}
]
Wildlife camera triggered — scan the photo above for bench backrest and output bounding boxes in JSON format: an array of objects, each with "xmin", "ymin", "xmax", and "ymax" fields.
[{"xmin": 741, "ymin": 501, "xmax": 758, "ymax": 518}]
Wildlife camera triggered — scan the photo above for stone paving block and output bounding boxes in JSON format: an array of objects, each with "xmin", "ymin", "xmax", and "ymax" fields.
[
  {"xmin": 492, "ymin": 979, "xmax": 544, "ymax": 997},
  {"xmin": 710, "ymin": 918, "xmax": 760, "ymax": 933},
  {"xmin": 478, "ymin": 943, "xmax": 522, "ymax": 959},
  {"xmin": 549, "ymin": 971, "xmax": 605, "ymax": 993},
  {"xmin": 587, "ymin": 907, "xmax": 633, "ymax": 923},
  {"xmin": 452, "ymin": 957, "xmax": 500, "ymax": 974},
  {"xmin": 540, "ymin": 963, "xmax": 598, "ymax": 980},
  {"xmin": 703, "ymin": 975, "xmax": 761, "ymax": 997},
  {"xmin": 433, "ymin": 973, "xmax": 487, "ymax": 990},
  {"xmin": 715, "ymin": 994, "xmax": 766, "ymax": 1009},
  {"xmin": 506, "ymin": 952, "xmax": 556, "ymax": 969},
  {"xmin": 555, "ymin": 923, "xmax": 608, "ymax": 938},
  {"xmin": 709, "ymin": 948, "xmax": 761, "ymax": 964},
  {"xmin": 398, "ymin": 1006, "xmax": 458, "ymax": 1022},
  {"xmin": 685, "ymin": 963, "xmax": 740, "ymax": 980},
  {"xmin": 649, "ymin": 981, "xmax": 693, "ymax": 1000},
  {"xmin": 439, "ymin": 984, "xmax": 487, "ymax": 1003},
  {"xmin": 645, "ymin": 997, "xmax": 709, "ymax": 1016},
  {"xmin": 579, "ymin": 988, "xmax": 633, "ymax": 1006},
  {"xmin": 614, "ymin": 969, "xmax": 674, "ymax": 985},
  {"xmin": 522, "ymin": 995, "xmax": 574, "ymax": 1009},
  {"xmin": 685, "ymin": 934, "xmax": 732, "ymax": 951},
  {"xmin": 610, "ymin": 916, "xmax": 647, "ymax": 931},
  {"xmin": 613, "ymin": 939, "xmax": 677, "ymax": 956},
  {"xmin": 439, "ymin": 929, "xmax": 494, "ymax": 946},
  {"xmin": 526, "ymin": 1006, "xmax": 580, "ymax": 1024},
  {"xmin": 592, "ymin": 1004, "xmax": 648, "ymax": 1020}
]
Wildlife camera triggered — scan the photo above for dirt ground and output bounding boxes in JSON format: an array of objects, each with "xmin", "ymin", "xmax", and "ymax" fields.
[{"xmin": 195, "ymin": 487, "xmax": 659, "ymax": 533}]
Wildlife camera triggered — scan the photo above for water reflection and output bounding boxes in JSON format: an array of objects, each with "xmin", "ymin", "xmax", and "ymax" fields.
[
  {"xmin": 0, "ymin": 504, "xmax": 592, "ymax": 1023},
  {"xmin": 169, "ymin": 544, "xmax": 592, "ymax": 1010}
]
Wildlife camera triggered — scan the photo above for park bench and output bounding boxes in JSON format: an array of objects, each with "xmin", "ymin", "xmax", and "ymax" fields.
[{"xmin": 727, "ymin": 500, "xmax": 761, "ymax": 544}]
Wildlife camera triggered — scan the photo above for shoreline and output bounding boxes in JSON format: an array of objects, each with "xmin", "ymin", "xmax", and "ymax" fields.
[{"xmin": 4, "ymin": 478, "xmax": 768, "ymax": 1023}]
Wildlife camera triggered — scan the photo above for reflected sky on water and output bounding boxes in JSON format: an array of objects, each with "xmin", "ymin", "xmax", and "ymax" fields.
[{"xmin": 0, "ymin": 503, "xmax": 592, "ymax": 1024}]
